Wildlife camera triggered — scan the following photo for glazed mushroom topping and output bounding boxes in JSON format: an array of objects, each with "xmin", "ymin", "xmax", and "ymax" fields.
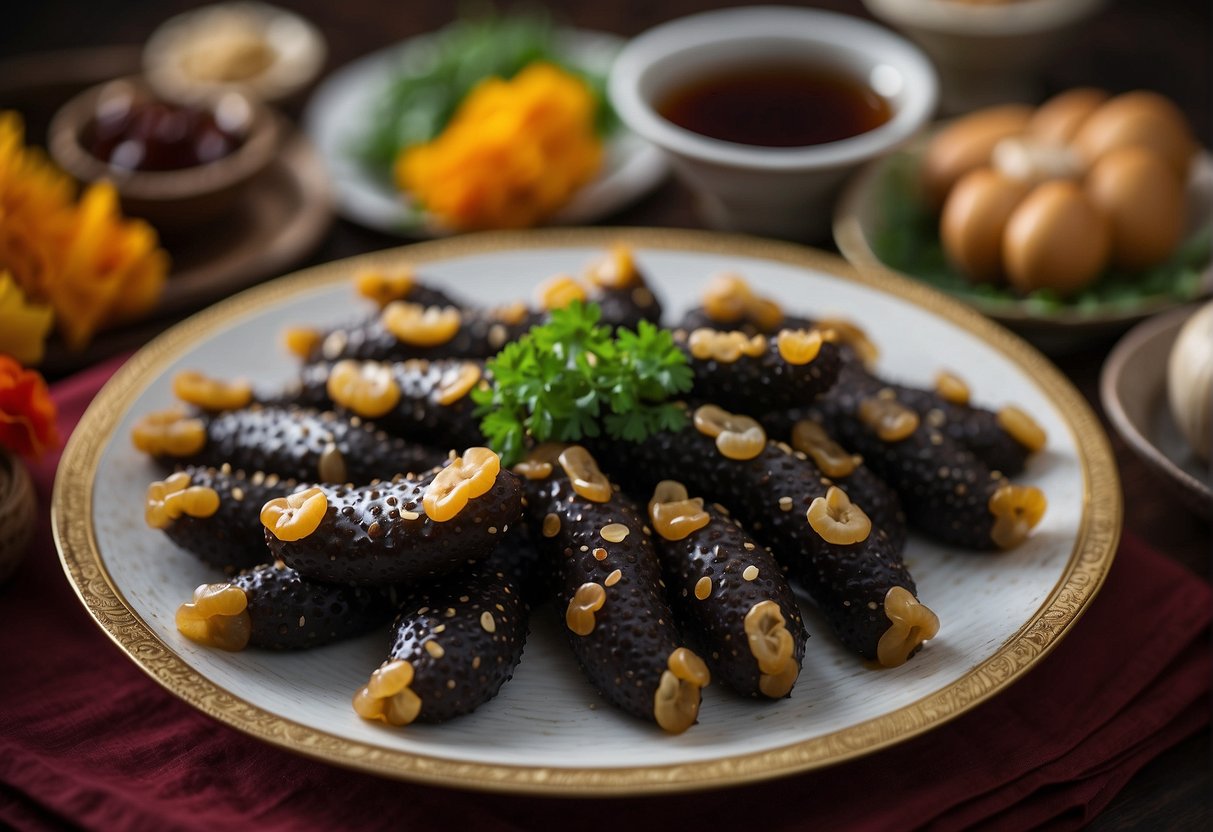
[
  {"xmin": 806, "ymin": 486, "xmax": 872, "ymax": 545},
  {"xmin": 491, "ymin": 300, "xmax": 529, "ymax": 325},
  {"xmin": 565, "ymin": 581, "xmax": 607, "ymax": 636},
  {"xmin": 536, "ymin": 274, "xmax": 587, "ymax": 310},
  {"xmin": 326, "ymin": 360, "xmax": 401, "ymax": 419},
  {"xmin": 260, "ymin": 487, "xmax": 328, "ymax": 542},
  {"xmin": 776, "ymin": 329, "xmax": 825, "ymax": 365},
  {"xmin": 692, "ymin": 404, "xmax": 767, "ymax": 461},
  {"xmin": 858, "ymin": 397, "xmax": 920, "ymax": 443},
  {"xmin": 131, "ymin": 409, "xmax": 207, "ymax": 457},
  {"xmin": 647, "ymin": 480, "xmax": 710, "ymax": 541},
  {"xmin": 744, "ymin": 600, "xmax": 798, "ymax": 698},
  {"xmin": 434, "ymin": 362, "xmax": 482, "ymax": 406},
  {"xmin": 586, "ymin": 244, "xmax": 639, "ymax": 289},
  {"xmin": 423, "ymin": 447, "xmax": 501, "ymax": 522},
  {"xmin": 815, "ymin": 317, "xmax": 879, "ymax": 367},
  {"xmin": 997, "ymin": 406, "xmax": 1048, "ymax": 453},
  {"xmin": 542, "ymin": 512, "xmax": 561, "ymax": 538},
  {"xmin": 513, "ymin": 459, "xmax": 554, "ymax": 481},
  {"xmin": 380, "ymin": 301, "xmax": 462, "ymax": 346},
  {"xmin": 282, "ymin": 326, "xmax": 322, "ymax": 359},
  {"xmin": 557, "ymin": 446, "xmax": 612, "ymax": 503},
  {"xmin": 172, "ymin": 370, "xmax": 253, "ymax": 411},
  {"xmin": 791, "ymin": 419, "xmax": 860, "ymax": 478},
  {"xmin": 876, "ymin": 586, "xmax": 941, "ymax": 668},
  {"xmin": 145, "ymin": 472, "xmax": 221, "ymax": 529},
  {"xmin": 653, "ymin": 647, "xmax": 710, "ymax": 734},
  {"xmin": 175, "ymin": 582, "xmax": 252, "ymax": 651},
  {"xmin": 701, "ymin": 273, "xmax": 784, "ymax": 331},
  {"xmin": 686, "ymin": 328, "xmax": 767, "ymax": 363},
  {"xmin": 934, "ymin": 370, "xmax": 971, "ymax": 406},
  {"xmin": 987, "ymin": 483, "xmax": 1048, "ymax": 549},
  {"xmin": 352, "ymin": 659, "xmax": 423, "ymax": 726},
  {"xmin": 355, "ymin": 268, "xmax": 415, "ymax": 307},
  {"xmin": 600, "ymin": 523, "xmax": 630, "ymax": 543}
]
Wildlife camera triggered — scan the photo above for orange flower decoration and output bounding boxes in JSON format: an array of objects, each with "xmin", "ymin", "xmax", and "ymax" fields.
[
  {"xmin": 0, "ymin": 355, "xmax": 58, "ymax": 457},
  {"xmin": 0, "ymin": 112, "xmax": 168, "ymax": 353},
  {"xmin": 397, "ymin": 63, "xmax": 602, "ymax": 230}
]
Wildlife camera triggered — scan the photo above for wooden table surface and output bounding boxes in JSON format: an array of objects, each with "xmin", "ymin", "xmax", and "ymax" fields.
[{"xmin": 4, "ymin": 1, "xmax": 1210, "ymax": 829}]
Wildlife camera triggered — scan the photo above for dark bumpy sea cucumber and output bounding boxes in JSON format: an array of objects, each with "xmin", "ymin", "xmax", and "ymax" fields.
[
  {"xmin": 646, "ymin": 480, "xmax": 808, "ymax": 698},
  {"xmin": 516, "ymin": 445, "xmax": 710, "ymax": 733},
  {"xmin": 353, "ymin": 562, "xmax": 528, "ymax": 726},
  {"xmin": 262, "ymin": 448, "xmax": 522, "ymax": 585}
]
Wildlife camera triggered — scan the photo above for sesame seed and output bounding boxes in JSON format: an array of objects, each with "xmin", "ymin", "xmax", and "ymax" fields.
[
  {"xmin": 743, "ymin": 565, "xmax": 759, "ymax": 581},
  {"xmin": 425, "ymin": 641, "xmax": 445, "ymax": 658},
  {"xmin": 743, "ymin": 542, "xmax": 755, "ymax": 551},
  {"xmin": 694, "ymin": 576, "xmax": 712, "ymax": 600},
  {"xmin": 480, "ymin": 612, "xmax": 496, "ymax": 633},
  {"xmin": 605, "ymin": 569, "xmax": 622, "ymax": 587},
  {"xmin": 542, "ymin": 513, "xmax": 561, "ymax": 537},
  {"xmin": 778, "ymin": 496, "xmax": 793, "ymax": 511},
  {"xmin": 592, "ymin": 547, "xmax": 607, "ymax": 560}
]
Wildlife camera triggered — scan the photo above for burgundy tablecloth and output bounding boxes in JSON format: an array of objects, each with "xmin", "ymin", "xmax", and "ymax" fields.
[{"xmin": 0, "ymin": 355, "xmax": 1208, "ymax": 832}]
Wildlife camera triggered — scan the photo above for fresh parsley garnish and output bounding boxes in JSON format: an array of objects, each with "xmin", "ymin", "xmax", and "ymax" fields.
[{"xmin": 472, "ymin": 302, "xmax": 692, "ymax": 465}]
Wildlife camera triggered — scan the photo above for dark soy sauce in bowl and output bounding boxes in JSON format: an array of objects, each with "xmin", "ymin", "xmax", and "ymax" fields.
[{"xmin": 658, "ymin": 63, "xmax": 892, "ymax": 148}]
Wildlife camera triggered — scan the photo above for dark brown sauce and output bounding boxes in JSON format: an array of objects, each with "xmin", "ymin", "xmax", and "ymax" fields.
[{"xmin": 658, "ymin": 64, "xmax": 892, "ymax": 148}]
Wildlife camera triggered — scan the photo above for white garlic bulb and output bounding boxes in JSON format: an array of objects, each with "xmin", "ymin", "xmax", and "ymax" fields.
[{"xmin": 1167, "ymin": 301, "xmax": 1213, "ymax": 462}]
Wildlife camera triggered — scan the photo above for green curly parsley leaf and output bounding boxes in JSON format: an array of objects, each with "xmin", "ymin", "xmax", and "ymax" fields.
[{"xmin": 472, "ymin": 302, "xmax": 692, "ymax": 465}]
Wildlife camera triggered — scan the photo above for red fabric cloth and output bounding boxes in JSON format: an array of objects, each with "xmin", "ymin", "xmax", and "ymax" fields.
[{"xmin": 0, "ymin": 356, "xmax": 1208, "ymax": 832}]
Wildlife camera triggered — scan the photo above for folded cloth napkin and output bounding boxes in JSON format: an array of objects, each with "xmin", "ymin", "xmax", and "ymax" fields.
[{"xmin": 0, "ymin": 356, "xmax": 1208, "ymax": 832}]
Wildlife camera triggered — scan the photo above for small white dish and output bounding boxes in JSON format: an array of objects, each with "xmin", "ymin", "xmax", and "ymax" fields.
[
  {"xmin": 833, "ymin": 131, "xmax": 1213, "ymax": 353},
  {"xmin": 609, "ymin": 5, "xmax": 938, "ymax": 240},
  {"xmin": 303, "ymin": 30, "xmax": 667, "ymax": 238},
  {"xmin": 1101, "ymin": 306, "xmax": 1213, "ymax": 518},
  {"xmin": 863, "ymin": 0, "xmax": 1106, "ymax": 114},
  {"xmin": 144, "ymin": 2, "xmax": 327, "ymax": 105}
]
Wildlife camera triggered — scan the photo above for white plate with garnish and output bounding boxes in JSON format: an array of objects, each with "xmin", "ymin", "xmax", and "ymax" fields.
[
  {"xmin": 55, "ymin": 228, "xmax": 1118, "ymax": 794},
  {"xmin": 303, "ymin": 25, "xmax": 667, "ymax": 237}
]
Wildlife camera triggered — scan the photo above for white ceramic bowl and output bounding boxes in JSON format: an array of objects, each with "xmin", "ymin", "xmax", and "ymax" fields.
[
  {"xmin": 609, "ymin": 6, "xmax": 938, "ymax": 240},
  {"xmin": 863, "ymin": 0, "xmax": 1107, "ymax": 114},
  {"xmin": 144, "ymin": 1, "xmax": 327, "ymax": 105}
]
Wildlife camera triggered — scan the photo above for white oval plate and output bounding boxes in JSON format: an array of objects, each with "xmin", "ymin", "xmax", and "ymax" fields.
[
  {"xmin": 303, "ymin": 31, "xmax": 667, "ymax": 237},
  {"xmin": 54, "ymin": 229, "xmax": 1119, "ymax": 794}
]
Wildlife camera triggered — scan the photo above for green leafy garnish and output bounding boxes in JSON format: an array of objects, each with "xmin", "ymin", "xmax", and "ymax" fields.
[
  {"xmin": 472, "ymin": 302, "xmax": 693, "ymax": 465},
  {"xmin": 354, "ymin": 9, "xmax": 617, "ymax": 179},
  {"xmin": 872, "ymin": 152, "xmax": 1211, "ymax": 315}
]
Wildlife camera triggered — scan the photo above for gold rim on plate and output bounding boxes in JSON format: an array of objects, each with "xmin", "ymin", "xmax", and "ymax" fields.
[{"xmin": 52, "ymin": 227, "xmax": 1122, "ymax": 795}]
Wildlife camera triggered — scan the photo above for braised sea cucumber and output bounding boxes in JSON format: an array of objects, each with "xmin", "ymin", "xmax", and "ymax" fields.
[
  {"xmin": 305, "ymin": 298, "xmax": 542, "ymax": 365},
  {"xmin": 581, "ymin": 244, "xmax": 664, "ymax": 329},
  {"xmin": 352, "ymin": 563, "xmax": 528, "ymax": 726},
  {"xmin": 815, "ymin": 366, "xmax": 1047, "ymax": 551},
  {"xmin": 517, "ymin": 445, "xmax": 710, "ymax": 733},
  {"xmin": 145, "ymin": 465, "xmax": 298, "ymax": 572},
  {"xmin": 647, "ymin": 480, "xmax": 807, "ymax": 698},
  {"xmin": 261, "ymin": 447, "xmax": 522, "ymax": 585},
  {"xmin": 828, "ymin": 363, "xmax": 1044, "ymax": 477},
  {"xmin": 175, "ymin": 560, "xmax": 397, "ymax": 651},
  {"xmin": 285, "ymin": 358, "xmax": 485, "ymax": 450},
  {"xmin": 674, "ymin": 326, "xmax": 843, "ymax": 414},
  {"xmin": 130, "ymin": 403, "xmax": 447, "ymax": 484},
  {"xmin": 593, "ymin": 405, "xmax": 939, "ymax": 667}
]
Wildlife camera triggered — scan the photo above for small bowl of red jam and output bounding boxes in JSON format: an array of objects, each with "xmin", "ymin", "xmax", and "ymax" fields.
[{"xmin": 50, "ymin": 77, "xmax": 280, "ymax": 231}]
